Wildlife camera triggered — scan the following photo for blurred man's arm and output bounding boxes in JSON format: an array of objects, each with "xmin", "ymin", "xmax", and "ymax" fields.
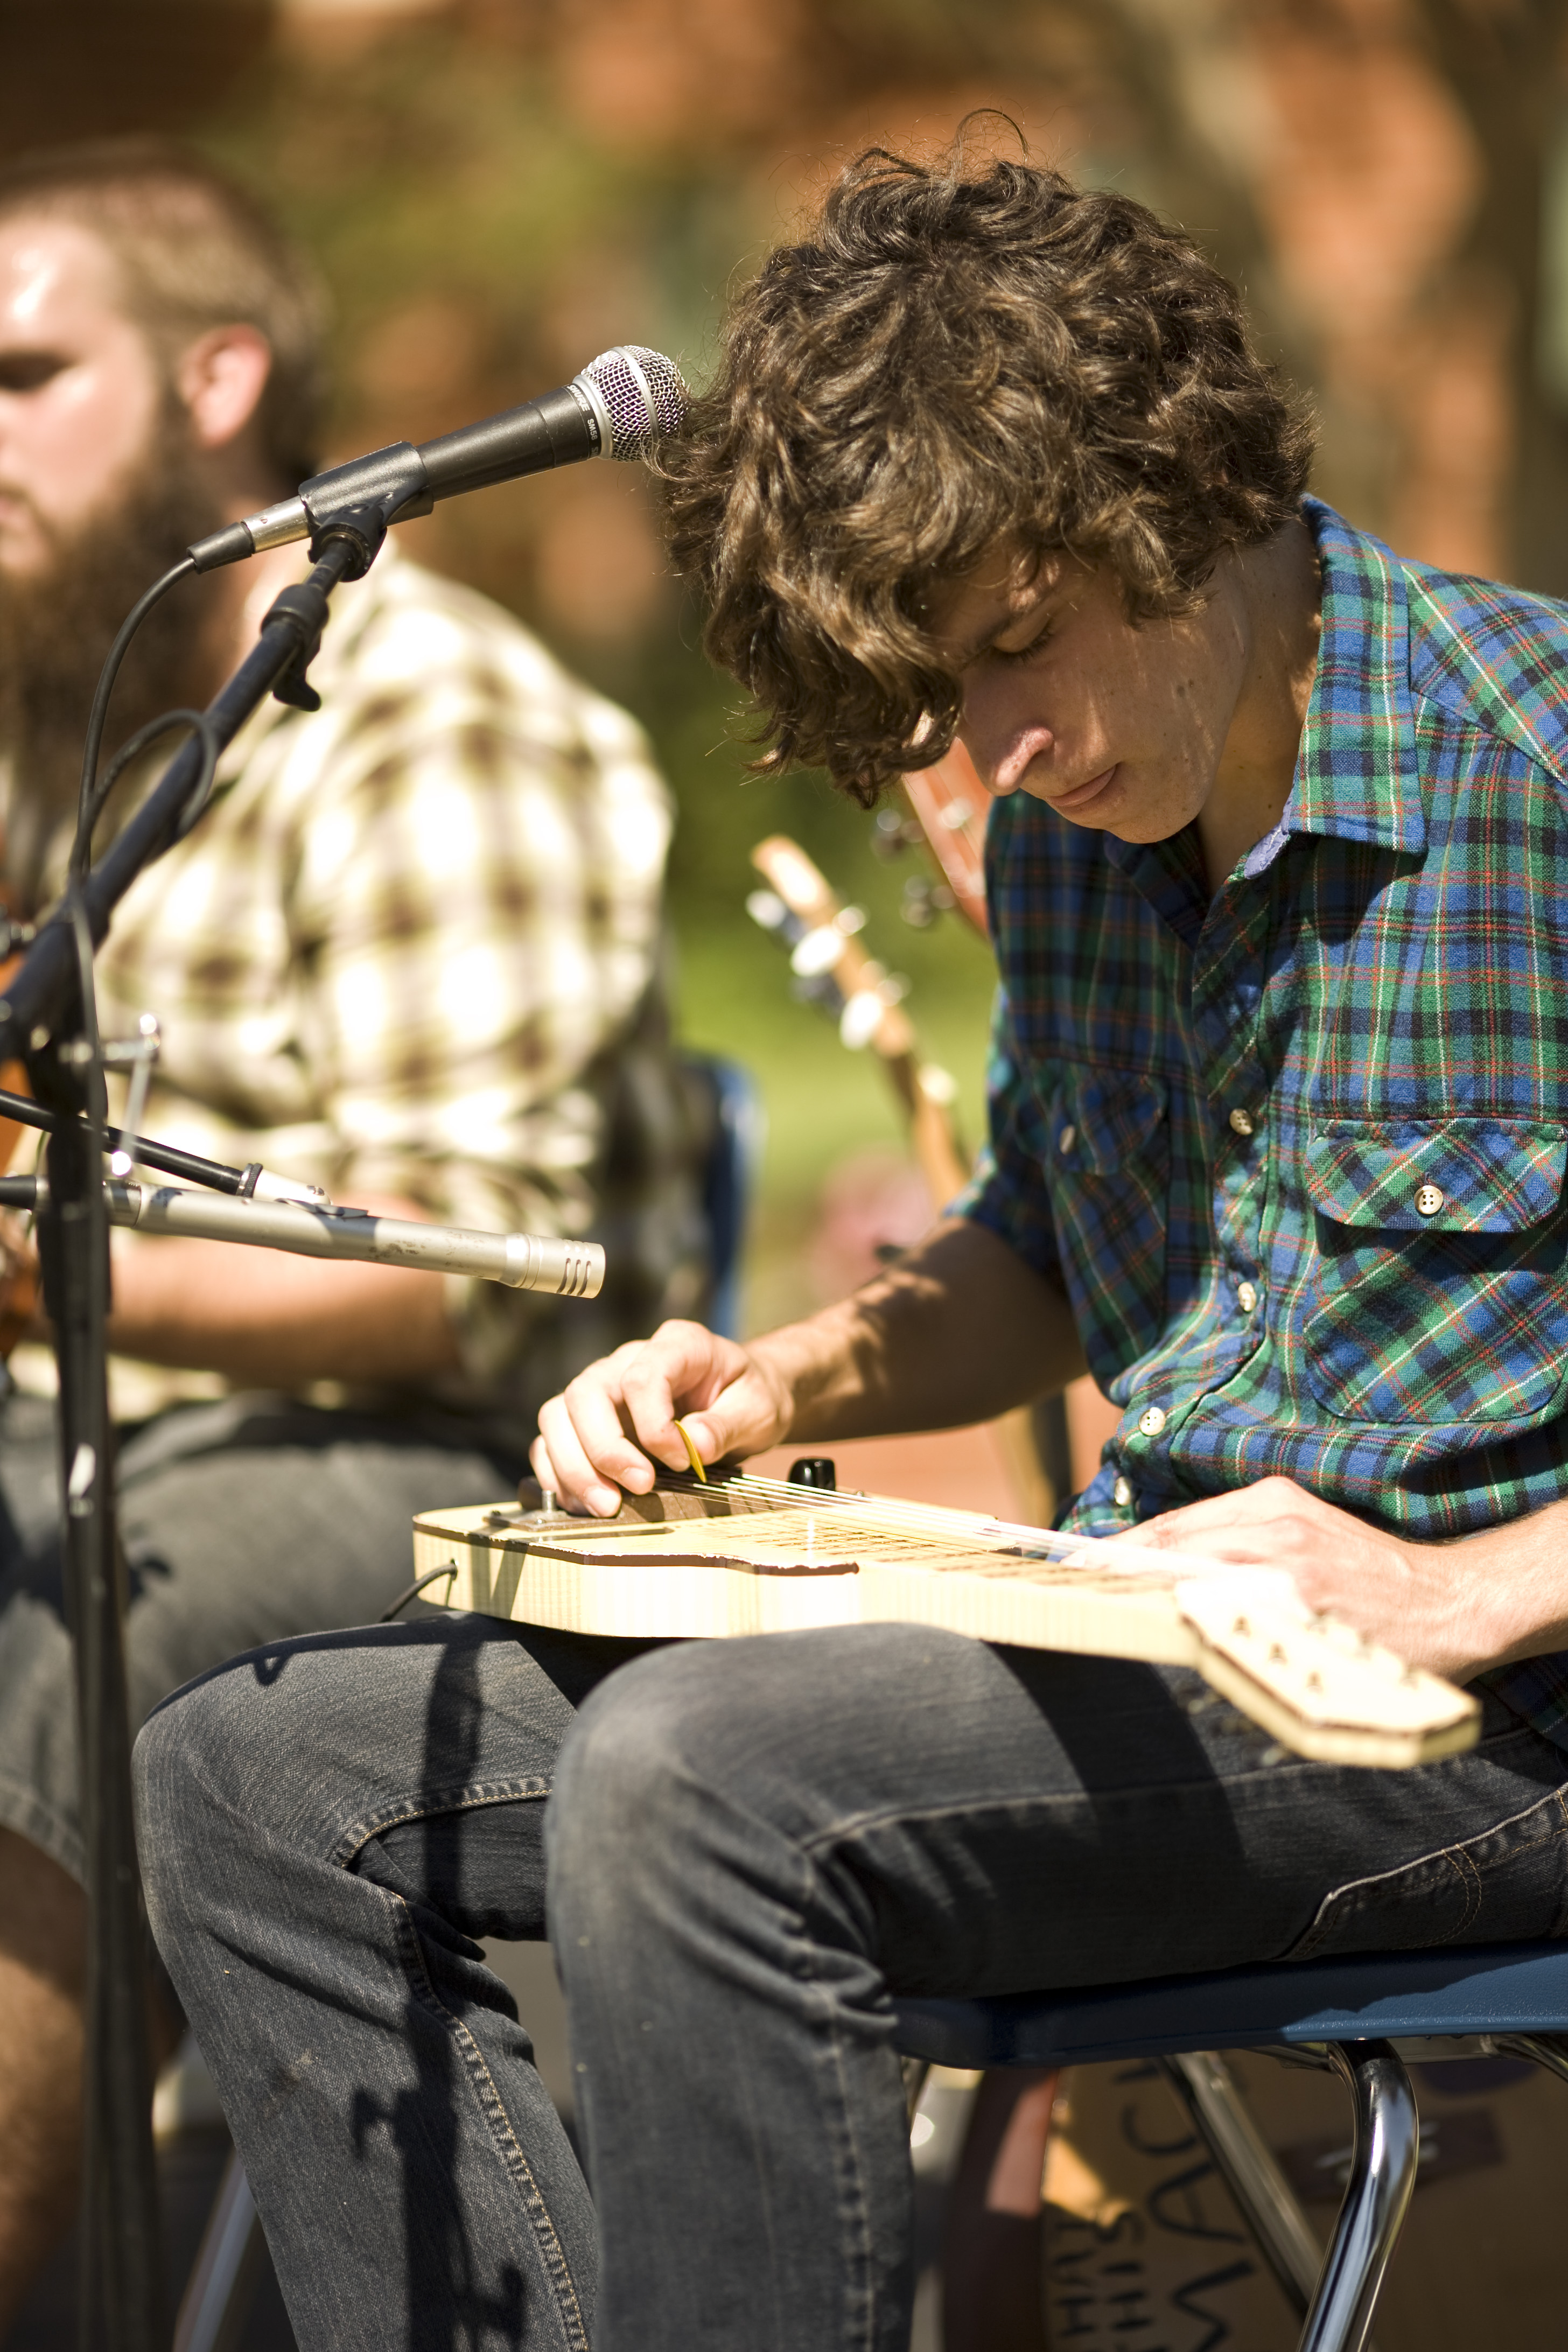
[
  {"xmin": 102, "ymin": 1192, "xmax": 460, "ymax": 1386},
  {"xmin": 532, "ymin": 1217, "xmax": 1085, "ymax": 1513}
]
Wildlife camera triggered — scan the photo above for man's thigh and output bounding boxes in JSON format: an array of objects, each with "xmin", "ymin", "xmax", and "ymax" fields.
[
  {"xmin": 557, "ymin": 1626, "xmax": 1568, "ymax": 1992},
  {"xmin": 0, "ymin": 1393, "xmax": 519, "ymax": 1880}
]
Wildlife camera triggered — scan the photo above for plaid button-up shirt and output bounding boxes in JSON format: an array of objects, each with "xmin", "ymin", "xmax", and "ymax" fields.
[
  {"xmin": 959, "ymin": 498, "xmax": 1568, "ymax": 1749},
  {"xmin": 18, "ymin": 545, "xmax": 704, "ymax": 1431}
]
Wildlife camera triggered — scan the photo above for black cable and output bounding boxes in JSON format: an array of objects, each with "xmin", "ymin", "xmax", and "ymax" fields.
[
  {"xmin": 73, "ymin": 706, "xmax": 220, "ymax": 880},
  {"xmin": 65, "ymin": 884, "xmax": 109, "ymax": 1173},
  {"xmin": 378, "ymin": 1562, "xmax": 460, "ymax": 1622},
  {"xmin": 73, "ymin": 555, "xmax": 197, "ymax": 867},
  {"xmin": 0, "ymin": 1091, "xmax": 257, "ymax": 1195}
]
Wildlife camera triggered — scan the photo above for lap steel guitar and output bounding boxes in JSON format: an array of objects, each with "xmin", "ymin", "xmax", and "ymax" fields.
[{"xmin": 411, "ymin": 1469, "xmax": 1478, "ymax": 1770}]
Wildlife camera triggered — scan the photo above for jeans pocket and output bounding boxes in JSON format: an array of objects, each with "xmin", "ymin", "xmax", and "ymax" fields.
[{"xmin": 1284, "ymin": 1777, "xmax": 1568, "ymax": 1962}]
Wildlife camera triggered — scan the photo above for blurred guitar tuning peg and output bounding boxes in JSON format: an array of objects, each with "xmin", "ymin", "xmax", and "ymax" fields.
[{"xmin": 899, "ymin": 874, "xmax": 957, "ymax": 929}]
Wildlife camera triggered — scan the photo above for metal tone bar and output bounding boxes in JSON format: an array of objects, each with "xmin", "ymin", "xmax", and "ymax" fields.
[
  {"xmin": 1299, "ymin": 2043, "xmax": 1418, "ymax": 2352},
  {"xmin": 1162, "ymin": 2053, "xmax": 1322, "ymax": 2317},
  {"xmin": 172, "ymin": 2151, "xmax": 264, "ymax": 2352}
]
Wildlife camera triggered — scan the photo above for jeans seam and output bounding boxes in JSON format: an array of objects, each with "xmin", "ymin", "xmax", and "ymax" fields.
[
  {"xmin": 327, "ymin": 1777, "xmax": 551, "ymax": 1869},
  {"xmin": 793, "ymin": 1763, "xmax": 1340, "ymax": 1858},
  {"xmin": 1287, "ymin": 1782, "xmax": 1568, "ymax": 1959},
  {"xmin": 789, "ymin": 1849, "xmax": 881, "ymax": 2352},
  {"xmin": 386, "ymin": 1888, "xmax": 591, "ymax": 2352},
  {"xmin": 818, "ymin": 2010, "xmax": 877, "ymax": 2352}
]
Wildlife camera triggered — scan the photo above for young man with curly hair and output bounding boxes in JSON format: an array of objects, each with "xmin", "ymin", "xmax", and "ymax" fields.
[{"xmin": 139, "ymin": 150, "xmax": 1568, "ymax": 2350}]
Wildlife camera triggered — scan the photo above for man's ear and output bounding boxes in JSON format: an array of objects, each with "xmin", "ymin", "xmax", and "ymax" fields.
[{"xmin": 174, "ymin": 324, "xmax": 273, "ymax": 454}]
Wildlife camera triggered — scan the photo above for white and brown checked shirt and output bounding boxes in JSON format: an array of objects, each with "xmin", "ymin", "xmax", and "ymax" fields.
[{"xmin": 16, "ymin": 544, "xmax": 705, "ymax": 1429}]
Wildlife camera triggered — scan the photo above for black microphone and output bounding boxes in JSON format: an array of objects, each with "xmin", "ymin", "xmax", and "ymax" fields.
[{"xmin": 188, "ymin": 344, "xmax": 689, "ymax": 572}]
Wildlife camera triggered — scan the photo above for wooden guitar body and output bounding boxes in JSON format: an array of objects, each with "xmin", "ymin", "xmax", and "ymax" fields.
[{"xmin": 412, "ymin": 1474, "xmax": 1478, "ymax": 1770}]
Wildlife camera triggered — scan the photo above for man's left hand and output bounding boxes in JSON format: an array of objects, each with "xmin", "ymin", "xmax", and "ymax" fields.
[{"xmin": 1117, "ymin": 1477, "xmax": 1493, "ymax": 1682}]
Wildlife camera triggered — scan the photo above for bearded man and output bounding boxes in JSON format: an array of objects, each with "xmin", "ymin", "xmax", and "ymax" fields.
[{"xmin": 0, "ymin": 139, "xmax": 701, "ymax": 2323}]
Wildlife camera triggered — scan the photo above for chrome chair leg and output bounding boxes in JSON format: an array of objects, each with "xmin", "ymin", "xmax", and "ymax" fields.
[
  {"xmin": 172, "ymin": 2146, "xmax": 265, "ymax": 2352},
  {"xmin": 1495, "ymin": 2030, "xmax": 1568, "ymax": 2087},
  {"xmin": 1161, "ymin": 2052, "xmax": 1321, "ymax": 2316},
  {"xmin": 1298, "ymin": 2042, "xmax": 1418, "ymax": 2352}
]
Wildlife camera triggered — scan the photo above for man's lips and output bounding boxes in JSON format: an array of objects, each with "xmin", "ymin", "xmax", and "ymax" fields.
[{"xmin": 1047, "ymin": 763, "xmax": 1119, "ymax": 814}]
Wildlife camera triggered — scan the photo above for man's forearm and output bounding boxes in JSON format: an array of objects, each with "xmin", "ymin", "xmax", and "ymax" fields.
[
  {"xmin": 1446, "ymin": 1498, "xmax": 1568, "ymax": 1676},
  {"xmin": 101, "ymin": 1193, "xmax": 462, "ymax": 1387},
  {"xmin": 753, "ymin": 1217, "xmax": 1086, "ymax": 1444}
]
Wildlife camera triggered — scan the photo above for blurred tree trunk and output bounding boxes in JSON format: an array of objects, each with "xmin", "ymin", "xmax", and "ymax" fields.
[
  {"xmin": 1060, "ymin": 0, "xmax": 1568, "ymax": 589},
  {"xmin": 1421, "ymin": 0, "xmax": 1568, "ymax": 591}
]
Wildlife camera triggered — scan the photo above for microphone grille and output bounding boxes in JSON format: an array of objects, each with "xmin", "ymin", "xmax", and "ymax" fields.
[{"xmin": 574, "ymin": 345, "xmax": 689, "ymax": 460}]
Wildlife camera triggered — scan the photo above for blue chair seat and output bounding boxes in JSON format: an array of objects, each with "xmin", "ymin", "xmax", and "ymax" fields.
[
  {"xmin": 896, "ymin": 1938, "xmax": 1568, "ymax": 2352},
  {"xmin": 895, "ymin": 1934, "xmax": 1568, "ymax": 2069}
]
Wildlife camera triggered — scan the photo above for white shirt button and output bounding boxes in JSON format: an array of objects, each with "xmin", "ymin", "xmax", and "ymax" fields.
[
  {"xmin": 1236, "ymin": 1280, "xmax": 1258, "ymax": 1313},
  {"xmin": 1058, "ymin": 1124, "xmax": 1076, "ymax": 1155},
  {"xmin": 1137, "ymin": 1406, "xmax": 1167, "ymax": 1437},
  {"xmin": 1112, "ymin": 1476, "xmax": 1134, "ymax": 1508},
  {"xmin": 1415, "ymin": 1182, "xmax": 1444, "ymax": 1217},
  {"xmin": 1228, "ymin": 1108, "xmax": 1255, "ymax": 1137}
]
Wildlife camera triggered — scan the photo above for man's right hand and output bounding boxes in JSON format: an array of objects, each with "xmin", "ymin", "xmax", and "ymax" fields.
[
  {"xmin": 530, "ymin": 1319, "xmax": 796, "ymax": 1515},
  {"xmin": 529, "ymin": 1221, "xmax": 1086, "ymax": 1516}
]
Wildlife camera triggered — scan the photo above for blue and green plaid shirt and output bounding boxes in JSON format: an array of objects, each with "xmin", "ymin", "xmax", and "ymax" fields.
[{"xmin": 959, "ymin": 497, "xmax": 1568, "ymax": 1749}]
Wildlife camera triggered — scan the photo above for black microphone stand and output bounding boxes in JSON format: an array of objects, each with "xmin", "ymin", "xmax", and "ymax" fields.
[{"xmin": 4, "ymin": 507, "xmax": 389, "ymax": 2352}]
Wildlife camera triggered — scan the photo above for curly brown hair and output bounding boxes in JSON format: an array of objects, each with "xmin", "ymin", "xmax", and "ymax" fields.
[{"xmin": 661, "ymin": 145, "xmax": 1315, "ymax": 802}]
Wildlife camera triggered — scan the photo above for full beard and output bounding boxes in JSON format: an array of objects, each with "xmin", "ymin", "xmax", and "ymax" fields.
[{"xmin": 0, "ymin": 411, "xmax": 227, "ymax": 916}]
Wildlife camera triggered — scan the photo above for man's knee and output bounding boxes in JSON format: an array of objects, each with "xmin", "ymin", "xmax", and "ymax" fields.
[
  {"xmin": 548, "ymin": 1637, "xmax": 821, "ymax": 1914},
  {"xmin": 134, "ymin": 1628, "xmax": 376, "ymax": 1934},
  {"xmin": 133, "ymin": 1655, "xmax": 271, "ymax": 1941}
]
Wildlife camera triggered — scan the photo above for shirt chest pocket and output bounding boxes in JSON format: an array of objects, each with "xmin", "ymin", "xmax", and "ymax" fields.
[
  {"xmin": 1042, "ymin": 1068, "xmax": 1171, "ymax": 1387},
  {"xmin": 1303, "ymin": 1118, "xmax": 1568, "ymax": 1425}
]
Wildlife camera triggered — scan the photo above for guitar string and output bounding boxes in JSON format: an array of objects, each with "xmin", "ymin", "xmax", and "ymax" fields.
[
  {"xmin": 668, "ymin": 1469, "xmax": 1269, "ymax": 1587},
  {"xmin": 652, "ymin": 1478, "xmax": 1458, "ymax": 1700}
]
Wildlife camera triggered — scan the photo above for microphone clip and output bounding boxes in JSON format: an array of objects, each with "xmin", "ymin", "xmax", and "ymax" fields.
[
  {"xmin": 302, "ymin": 451, "xmax": 432, "ymax": 556},
  {"xmin": 263, "ymin": 580, "xmax": 328, "ymax": 713}
]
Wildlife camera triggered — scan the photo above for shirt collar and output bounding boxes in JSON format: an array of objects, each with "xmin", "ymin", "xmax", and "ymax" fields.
[{"xmin": 1285, "ymin": 495, "xmax": 1426, "ymax": 858}]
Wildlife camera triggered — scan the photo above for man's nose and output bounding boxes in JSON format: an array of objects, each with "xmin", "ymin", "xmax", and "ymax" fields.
[
  {"xmin": 961, "ymin": 717, "xmax": 1056, "ymax": 797},
  {"xmin": 958, "ymin": 673, "xmax": 1056, "ymax": 796}
]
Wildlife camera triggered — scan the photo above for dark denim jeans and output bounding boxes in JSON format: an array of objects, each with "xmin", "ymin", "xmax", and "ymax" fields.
[{"xmin": 135, "ymin": 1614, "xmax": 1568, "ymax": 2352}]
